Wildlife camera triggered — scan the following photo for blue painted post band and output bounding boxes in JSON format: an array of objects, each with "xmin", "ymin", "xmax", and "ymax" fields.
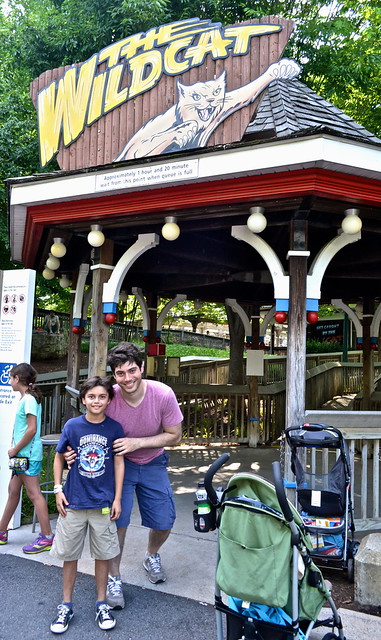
[
  {"xmin": 306, "ymin": 298, "xmax": 319, "ymax": 311},
  {"xmin": 102, "ymin": 301, "xmax": 117, "ymax": 314},
  {"xmin": 275, "ymin": 299, "xmax": 289, "ymax": 312}
]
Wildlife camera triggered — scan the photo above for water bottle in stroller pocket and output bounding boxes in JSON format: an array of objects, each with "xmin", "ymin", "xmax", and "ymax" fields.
[{"xmin": 193, "ymin": 480, "xmax": 216, "ymax": 532}]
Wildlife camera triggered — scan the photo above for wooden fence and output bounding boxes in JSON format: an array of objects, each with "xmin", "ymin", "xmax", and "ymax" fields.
[{"xmin": 37, "ymin": 358, "xmax": 375, "ymax": 442}]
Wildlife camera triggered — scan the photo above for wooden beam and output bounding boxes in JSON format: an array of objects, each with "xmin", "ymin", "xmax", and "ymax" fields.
[{"xmin": 88, "ymin": 239, "xmax": 114, "ymax": 377}]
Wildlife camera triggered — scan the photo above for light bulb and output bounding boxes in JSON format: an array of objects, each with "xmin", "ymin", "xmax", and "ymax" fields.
[
  {"xmin": 42, "ymin": 267, "xmax": 55, "ymax": 280},
  {"xmin": 87, "ymin": 224, "xmax": 105, "ymax": 247},
  {"xmin": 247, "ymin": 206, "xmax": 267, "ymax": 233},
  {"xmin": 50, "ymin": 238, "xmax": 67, "ymax": 258},
  {"xmin": 341, "ymin": 209, "xmax": 362, "ymax": 235},
  {"xmin": 161, "ymin": 216, "xmax": 180, "ymax": 241},
  {"xmin": 46, "ymin": 253, "xmax": 60, "ymax": 271},
  {"xmin": 59, "ymin": 275, "xmax": 70, "ymax": 288}
]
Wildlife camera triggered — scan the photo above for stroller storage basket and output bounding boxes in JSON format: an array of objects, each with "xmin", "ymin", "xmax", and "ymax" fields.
[{"xmin": 285, "ymin": 423, "xmax": 358, "ymax": 581}]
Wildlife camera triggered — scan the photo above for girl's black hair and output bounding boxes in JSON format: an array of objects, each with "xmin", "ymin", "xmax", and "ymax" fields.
[
  {"xmin": 10, "ymin": 363, "xmax": 43, "ymax": 404},
  {"xmin": 79, "ymin": 376, "xmax": 115, "ymax": 401}
]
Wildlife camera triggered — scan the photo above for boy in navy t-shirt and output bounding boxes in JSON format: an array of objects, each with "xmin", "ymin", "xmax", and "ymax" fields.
[{"xmin": 50, "ymin": 376, "xmax": 124, "ymax": 635}]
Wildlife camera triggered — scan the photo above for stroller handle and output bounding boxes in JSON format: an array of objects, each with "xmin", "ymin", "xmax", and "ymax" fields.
[
  {"xmin": 272, "ymin": 461, "xmax": 294, "ymax": 523},
  {"xmin": 285, "ymin": 423, "xmax": 342, "ymax": 436},
  {"xmin": 204, "ymin": 453, "xmax": 230, "ymax": 505}
]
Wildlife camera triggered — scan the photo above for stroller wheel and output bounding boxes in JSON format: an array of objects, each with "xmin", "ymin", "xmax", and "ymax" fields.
[
  {"xmin": 346, "ymin": 557, "xmax": 355, "ymax": 583},
  {"xmin": 321, "ymin": 634, "xmax": 339, "ymax": 639}
]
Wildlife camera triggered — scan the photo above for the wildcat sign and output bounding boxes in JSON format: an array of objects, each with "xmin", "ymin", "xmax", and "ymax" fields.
[{"xmin": 31, "ymin": 16, "xmax": 297, "ymax": 170}]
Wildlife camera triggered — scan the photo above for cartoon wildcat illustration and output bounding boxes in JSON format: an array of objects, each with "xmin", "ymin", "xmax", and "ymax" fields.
[{"xmin": 114, "ymin": 58, "xmax": 301, "ymax": 161}]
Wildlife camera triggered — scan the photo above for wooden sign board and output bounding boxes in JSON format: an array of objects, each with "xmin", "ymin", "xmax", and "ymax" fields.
[{"xmin": 30, "ymin": 16, "xmax": 296, "ymax": 171}]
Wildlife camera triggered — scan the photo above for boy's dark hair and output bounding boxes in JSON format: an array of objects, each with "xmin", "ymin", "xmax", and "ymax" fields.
[
  {"xmin": 79, "ymin": 376, "xmax": 115, "ymax": 401},
  {"xmin": 107, "ymin": 342, "xmax": 143, "ymax": 372}
]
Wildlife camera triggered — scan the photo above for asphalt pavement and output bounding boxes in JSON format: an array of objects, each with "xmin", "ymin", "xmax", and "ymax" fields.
[{"xmin": 1, "ymin": 445, "xmax": 381, "ymax": 640}]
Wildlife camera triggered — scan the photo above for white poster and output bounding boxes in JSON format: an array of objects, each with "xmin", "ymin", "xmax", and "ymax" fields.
[{"xmin": 0, "ymin": 269, "xmax": 36, "ymax": 528}]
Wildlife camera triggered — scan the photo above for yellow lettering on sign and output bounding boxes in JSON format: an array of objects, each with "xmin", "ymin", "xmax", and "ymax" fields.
[
  {"xmin": 98, "ymin": 38, "xmax": 131, "ymax": 67},
  {"xmin": 184, "ymin": 29, "xmax": 233, "ymax": 66},
  {"xmin": 38, "ymin": 54, "xmax": 97, "ymax": 164},
  {"xmin": 149, "ymin": 19, "xmax": 212, "ymax": 47},
  {"xmin": 104, "ymin": 64, "xmax": 128, "ymax": 114},
  {"xmin": 37, "ymin": 81, "xmax": 65, "ymax": 167},
  {"xmin": 61, "ymin": 56, "xmax": 97, "ymax": 145},
  {"xmin": 87, "ymin": 72, "xmax": 107, "ymax": 125},
  {"xmin": 226, "ymin": 24, "xmax": 282, "ymax": 55},
  {"xmin": 128, "ymin": 50, "xmax": 162, "ymax": 99},
  {"xmin": 164, "ymin": 37, "xmax": 193, "ymax": 75},
  {"xmin": 120, "ymin": 32, "xmax": 149, "ymax": 59}
]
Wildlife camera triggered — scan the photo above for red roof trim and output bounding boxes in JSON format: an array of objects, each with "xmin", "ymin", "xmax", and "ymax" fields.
[{"xmin": 23, "ymin": 168, "xmax": 381, "ymax": 265}]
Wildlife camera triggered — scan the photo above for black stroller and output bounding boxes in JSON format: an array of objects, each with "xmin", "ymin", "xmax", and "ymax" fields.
[
  {"xmin": 285, "ymin": 423, "xmax": 359, "ymax": 582},
  {"xmin": 195, "ymin": 453, "xmax": 346, "ymax": 640}
]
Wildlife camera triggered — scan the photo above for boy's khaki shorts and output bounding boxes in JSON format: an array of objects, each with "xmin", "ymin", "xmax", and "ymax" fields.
[{"xmin": 51, "ymin": 508, "xmax": 120, "ymax": 561}]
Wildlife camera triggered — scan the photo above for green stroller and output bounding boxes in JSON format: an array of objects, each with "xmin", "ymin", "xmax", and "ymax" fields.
[{"xmin": 198, "ymin": 454, "xmax": 346, "ymax": 640}]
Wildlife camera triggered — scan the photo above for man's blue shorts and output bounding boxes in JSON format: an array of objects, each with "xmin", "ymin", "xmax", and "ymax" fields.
[{"xmin": 117, "ymin": 452, "xmax": 176, "ymax": 530}]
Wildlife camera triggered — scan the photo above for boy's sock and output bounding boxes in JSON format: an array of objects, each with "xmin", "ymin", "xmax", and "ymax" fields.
[
  {"xmin": 96, "ymin": 600, "xmax": 107, "ymax": 607},
  {"xmin": 62, "ymin": 601, "xmax": 73, "ymax": 609}
]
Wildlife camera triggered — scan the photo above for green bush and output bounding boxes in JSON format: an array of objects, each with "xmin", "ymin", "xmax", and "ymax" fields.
[{"xmin": 306, "ymin": 339, "xmax": 342, "ymax": 354}]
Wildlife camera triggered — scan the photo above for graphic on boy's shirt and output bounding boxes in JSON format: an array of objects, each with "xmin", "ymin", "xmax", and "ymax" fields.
[{"xmin": 77, "ymin": 433, "xmax": 110, "ymax": 479}]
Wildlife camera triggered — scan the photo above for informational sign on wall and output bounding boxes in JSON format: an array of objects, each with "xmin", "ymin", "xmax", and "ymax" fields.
[{"xmin": 0, "ymin": 269, "xmax": 36, "ymax": 528}]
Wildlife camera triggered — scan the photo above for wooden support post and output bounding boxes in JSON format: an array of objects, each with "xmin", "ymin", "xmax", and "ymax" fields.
[
  {"xmin": 285, "ymin": 217, "xmax": 309, "ymax": 483},
  {"xmin": 64, "ymin": 279, "xmax": 82, "ymax": 422},
  {"xmin": 247, "ymin": 309, "xmax": 261, "ymax": 447},
  {"xmin": 362, "ymin": 305, "xmax": 373, "ymax": 410},
  {"xmin": 51, "ymin": 383, "xmax": 62, "ymax": 431},
  {"xmin": 88, "ymin": 239, "xmax": 114, "ymax": 377},
  {"xmin": 285, "ymin": 254, "xmax": 308, "ymax": 429}
]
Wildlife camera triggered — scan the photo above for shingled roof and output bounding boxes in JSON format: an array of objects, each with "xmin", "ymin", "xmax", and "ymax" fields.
[{"xmin": 244, "ymin": 78, "xmax": 381, "ymax": 145}]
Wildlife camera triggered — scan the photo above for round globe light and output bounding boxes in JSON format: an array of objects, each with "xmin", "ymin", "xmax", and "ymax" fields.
[
  {"xmin": 59, "ymin": 275, "xmax": 70, "ymax": 288},
  {"xmin": 341, "ymin": 209, "xmax": 362, "ymax": 235},
  {"xmin": 87, "ymin": 224, "xmax": 105, "ymax": 247},
  {"xmin": 50, "ymin": 238, "xmax": 67, "ymax": 258},
  {"xmin": 42, "ymin": 267, "xmax": 55, "ymax": 280},
  {"xmin": 161, "ymin": 216, "xmax": 180, "ymax": 241},
  {"xmin": 247, "ymin": 207, "xmax": 267, "ymax": 233},
  {"xmin": 46, "ymin": 254, "xmax": 60, "ymax": 271}
]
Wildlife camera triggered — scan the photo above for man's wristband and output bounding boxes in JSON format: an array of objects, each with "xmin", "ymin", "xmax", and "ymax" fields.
[{"xmin": 54, "ymin": 484, "xmax": 63, "ymax": 494}]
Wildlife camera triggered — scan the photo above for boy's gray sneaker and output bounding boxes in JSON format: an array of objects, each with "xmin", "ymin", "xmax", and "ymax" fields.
[
  {"xmin": 143, "ymin": 553, "xmax": 166, "ymax": 584},
  {"xmin": 106, "ymin": 576, "xmax": 125, "ymax": 609}
]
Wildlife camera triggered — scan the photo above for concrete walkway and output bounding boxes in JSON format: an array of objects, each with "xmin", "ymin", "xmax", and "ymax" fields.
[{"xmin": 1, "ymin": 445, "xmax": 381, "ymax": 639}]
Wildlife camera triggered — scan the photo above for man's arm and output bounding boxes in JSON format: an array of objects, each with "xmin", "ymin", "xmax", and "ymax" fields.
[
  {"xmin": 113, "ymin": 422, "xmax": 182, "ymax": 456},
  {"xmin": 111, "ymin": 454, "xmax": 125, "ymax": 520},
  {"xmin": 53, "ymin": 452, "xmax": 69, "ymax": 516}
]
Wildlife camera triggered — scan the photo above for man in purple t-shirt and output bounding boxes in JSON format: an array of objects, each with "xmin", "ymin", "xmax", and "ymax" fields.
[{"xmin": 104, "ymin": 342, "xmax": 183, "ymax": 609}]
